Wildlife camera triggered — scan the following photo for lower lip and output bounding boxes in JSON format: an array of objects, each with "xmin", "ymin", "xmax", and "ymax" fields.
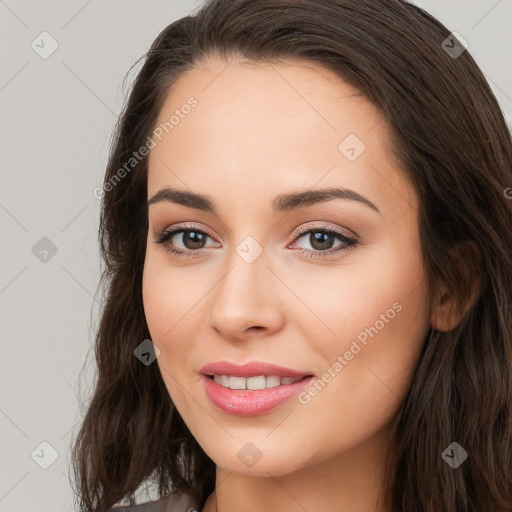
[{"xmin": 201, "ymin": 374, "xmax": 315, "ymax": 416}]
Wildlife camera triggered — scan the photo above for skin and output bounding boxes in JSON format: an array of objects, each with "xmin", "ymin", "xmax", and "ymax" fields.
[{"xmin": 142, "ymin": 56, "xmax": 460, "ymax": 512}]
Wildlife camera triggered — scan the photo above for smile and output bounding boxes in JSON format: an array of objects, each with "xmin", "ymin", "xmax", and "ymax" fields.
[{"xmin": 209, "ymin": 374, "xmax": 306, "ymax": 390}]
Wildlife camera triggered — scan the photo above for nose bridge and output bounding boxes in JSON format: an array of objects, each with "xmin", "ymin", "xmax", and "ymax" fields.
[{"xmin": 208, "ymin": 236, "xmax": 283, "ymax": 336}]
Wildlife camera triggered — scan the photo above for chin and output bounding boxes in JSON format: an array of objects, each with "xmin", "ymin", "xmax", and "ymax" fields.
[{"xmin": 199, "ymin": 437, "xmax": 311, "ymax": 477}]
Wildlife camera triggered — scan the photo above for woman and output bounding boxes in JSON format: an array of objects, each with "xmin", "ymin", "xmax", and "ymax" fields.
[{"xmin": 71, "ymin": 0, "xmax": 512, "ymax": 511}]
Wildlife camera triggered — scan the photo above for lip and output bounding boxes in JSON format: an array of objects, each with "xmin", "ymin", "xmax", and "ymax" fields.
[
  {"xmin": 199, "ymin": 360, "xmax": 316, "ymax": 416},
  {"xmin": 199, "ymin": 360, "xmax": 314, "ymax": 378},
  {"xmin": 201, "ymin": 374, "xmax": 315, "ymax": 416}
]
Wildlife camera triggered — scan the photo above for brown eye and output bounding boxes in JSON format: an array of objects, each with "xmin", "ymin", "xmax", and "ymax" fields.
[
  {"xmin": 155, "ymin": 227, "xmax": 217, "ymax": 256},
  {"xmin": 308, "ymin": 231, "xmax": 337, "ymax": 251},
  {"xmin": 178, "ymin": 230, "xmax": 208, "ymax": 250},
  {"xmin": 292, "ymin": 226, "xmax": 358, "ymax": 259}
]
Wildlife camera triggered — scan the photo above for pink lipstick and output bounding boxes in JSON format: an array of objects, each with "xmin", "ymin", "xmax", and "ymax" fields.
[{"xmin": 199, "ymin": 360, "xmax": 315, "ymax": 416}]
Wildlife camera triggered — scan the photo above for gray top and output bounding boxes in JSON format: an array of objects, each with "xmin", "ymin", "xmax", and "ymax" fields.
[{"xmin": 112, "ymin": 492, "xmax": 198, "ymax": 512}]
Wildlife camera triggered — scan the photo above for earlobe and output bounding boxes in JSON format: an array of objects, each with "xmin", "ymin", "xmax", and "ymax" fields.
[
  {"xmin": 430, "ymin": 241, "xmax": 482, "ymax": 332},
  {"xmin": 430, "ymin": 283, "xmax": 463, "ymax": 332}
]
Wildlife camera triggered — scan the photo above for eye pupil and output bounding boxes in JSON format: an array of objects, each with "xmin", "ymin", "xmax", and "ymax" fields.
[
  {"xmin": 184, "ymin": 231, "xmax": 207, "ymax": 249},
  {"xmin": 311, "ymin": 231, "xmax": 335, "ymax": 250}
]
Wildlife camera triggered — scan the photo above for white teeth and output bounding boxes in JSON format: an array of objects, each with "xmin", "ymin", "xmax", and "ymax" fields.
[
  {"xmin": 266, "ymin": 375, "xmax": 281, "ymax": 388},
  {"xmin": 211, "ymin": 374, "xmax": 304, "ymax": 390},
  {"xmin": 229, "ymin": 376, "xmax": 246, "ymax": 389},
  {"xmin": 247, "ymin": 375, "xmax": 266, "ymax": 390}
]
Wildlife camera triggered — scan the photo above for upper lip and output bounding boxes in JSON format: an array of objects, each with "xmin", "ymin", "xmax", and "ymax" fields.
[{"xmin": 199, "ymin": 360, "xmax": 315, "ymax": 378}]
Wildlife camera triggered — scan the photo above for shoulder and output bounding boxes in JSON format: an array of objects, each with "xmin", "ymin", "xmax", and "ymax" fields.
[{"xmin": 111, "ymin": 491, "xmax": 198, "ymax": 512}]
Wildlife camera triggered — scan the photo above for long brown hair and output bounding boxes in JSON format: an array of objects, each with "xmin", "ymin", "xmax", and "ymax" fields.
[{"xmin": 71, "ymin": 1, "xmax": 512, "ymax": 510}]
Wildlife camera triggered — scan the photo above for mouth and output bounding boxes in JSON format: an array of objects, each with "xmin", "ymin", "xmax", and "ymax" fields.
[
  {"xmin": 200, "ymin": 371, "xmax": 316, "ymax": 416},
  {"xmin": 203, "ymin": 373, "xmax": 314, "ymax": 391},
  {"xmin": 199, "ymin": 361, "xmax": 316, "ymax": 415}
]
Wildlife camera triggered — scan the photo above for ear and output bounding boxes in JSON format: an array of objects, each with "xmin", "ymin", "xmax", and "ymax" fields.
[{"xmin": 430, "ymin": 240, "xmax": 482, "ymax": 332}]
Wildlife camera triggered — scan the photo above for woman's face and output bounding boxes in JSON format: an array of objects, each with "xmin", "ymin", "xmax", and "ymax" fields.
[{"xmin": 142, "ymin": 57, "xmax": 432, "ymax": 476}]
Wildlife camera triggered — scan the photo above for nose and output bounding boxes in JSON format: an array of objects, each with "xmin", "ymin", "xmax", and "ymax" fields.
[{"xmin": 207, "ymin": 247, "xmax": 285, "ymax": 341}]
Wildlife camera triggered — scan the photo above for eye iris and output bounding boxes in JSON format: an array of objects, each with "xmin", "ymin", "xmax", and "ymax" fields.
[
  {"xmin": 183, "ymin": 231, "xmax": 207, "ymax": 250},
  {"xmin": 310, "ymin": 231, "xmax": 335, "ymax": 250}
]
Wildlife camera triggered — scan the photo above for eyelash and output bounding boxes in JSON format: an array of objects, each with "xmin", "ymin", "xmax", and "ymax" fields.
[{"xmin": 154, "ymin": 223, "xmax": 358, "ymax": 260}]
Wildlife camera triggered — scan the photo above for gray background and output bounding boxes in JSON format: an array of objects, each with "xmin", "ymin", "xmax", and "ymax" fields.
[{"xmin": 0, "ymin": 1, "xmax": 511, "ymax": 511}]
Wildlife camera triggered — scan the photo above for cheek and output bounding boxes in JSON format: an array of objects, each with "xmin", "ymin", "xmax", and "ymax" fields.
[
  {"xmin": 142, "ymin": 255, "xmax": 191, "ymax": 396},
  {"xmin": 142, "ymin": 251, "xmax": 211, "ymax": 394},
  {"xmin": 142, "ymin": 258, "xmax": 193, "ymax": 407},
  {"xmin": 304, "ymin": 243, "xmax": 430, "ymax": 418},
  {"xmin": 289, "ymin": 264, "xmax": 430, "ymax": 466},
  {"xmin": 292, "ymin": 238, "xmax": 429, "ymax": 354},
  {"xmin": 142, "ymin": 260, "xmax": 170, "ymax": 341},
  {"xmin": 142, "ymin": 250, "xmax": 204, "ymax": 342},
  {"xmin": 299, "ymin": 232, "xmax": 429, "ymax": 379}
]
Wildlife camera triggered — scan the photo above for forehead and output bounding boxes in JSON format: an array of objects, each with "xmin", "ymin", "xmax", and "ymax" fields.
[
  {"xmin": 147, "ymin": 56, "xmax": 417, "ymax": 219},
  {"xmin": 153, "ymin": 56, "xmax": 375, "ymax": 142}
]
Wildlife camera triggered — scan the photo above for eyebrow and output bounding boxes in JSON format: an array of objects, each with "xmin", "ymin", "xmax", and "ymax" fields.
[{"xmin": 147, "ymin": 186, "xmax": 380, "ymax": 214}]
